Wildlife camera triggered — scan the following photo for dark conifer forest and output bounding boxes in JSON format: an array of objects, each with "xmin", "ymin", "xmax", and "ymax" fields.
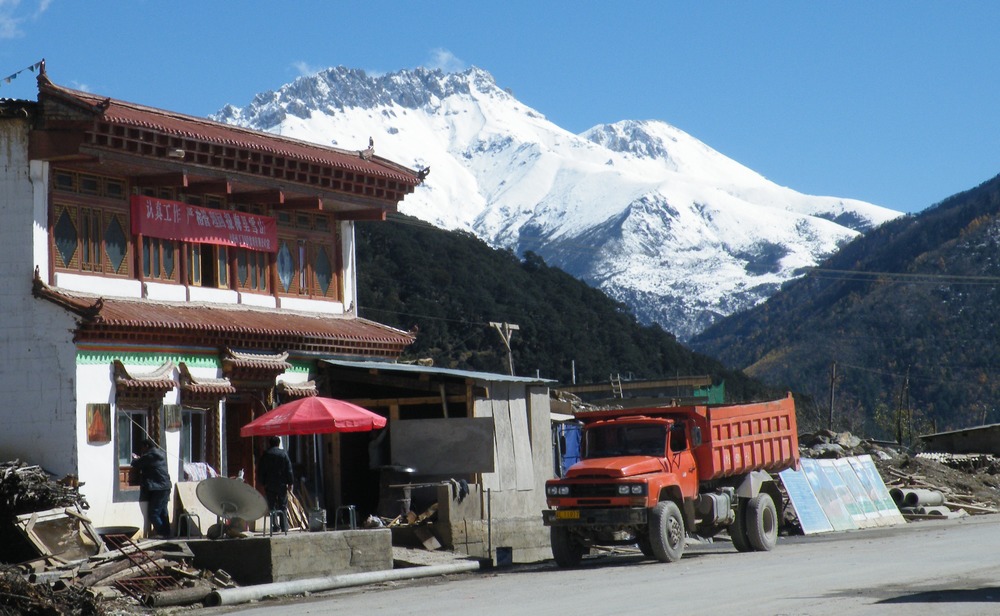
[{"xmin": 355, "ymin": 215, "xmax": 774, "ymax": 405}]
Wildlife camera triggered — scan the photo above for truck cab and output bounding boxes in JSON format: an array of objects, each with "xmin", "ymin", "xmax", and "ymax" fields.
[{"xmin": 543, "ymin": 396, "xmax": 798, "ymax": 567}]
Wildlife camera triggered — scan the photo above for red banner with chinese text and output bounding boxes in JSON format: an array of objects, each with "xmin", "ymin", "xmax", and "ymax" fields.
[{"xmin": 130, "ymin": 196, "xmax": 277, "ymax": 253}]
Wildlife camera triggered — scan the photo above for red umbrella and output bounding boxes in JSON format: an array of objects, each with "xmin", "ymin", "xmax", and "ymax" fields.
[{"xmin": 240, "ymin": 396, "xmax": 386, "ymax": 437}]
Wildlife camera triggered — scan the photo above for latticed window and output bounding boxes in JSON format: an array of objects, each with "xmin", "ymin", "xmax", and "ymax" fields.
[
  {"xmin": 52, "ymin": 203, "xmax": 131, "ymax": 277},
  {"xmin": 236, "ymin": 247, "xmax": 270, "ymax": 293},
  {"xmin": 142, "ymin": 237, "xmax": 178, "ymax": 282},
  {"xmin": 275, "ymin": 236, "xmax": 338, "ymax": 299}
]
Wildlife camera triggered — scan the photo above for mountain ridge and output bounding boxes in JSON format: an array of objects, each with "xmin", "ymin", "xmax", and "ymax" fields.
[
  {"xmin": 691, "ymin": 173, "xmax": 1000, "ymax": 434},
  {"xmin": 214, "ymin": 65, "xmax": 902, "ymax": 340}
]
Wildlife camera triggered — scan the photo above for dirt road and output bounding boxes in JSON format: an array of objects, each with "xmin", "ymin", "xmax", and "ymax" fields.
[{"xmin": 197, "ymin": 513, "xmax": 1000, "ymax": 616}]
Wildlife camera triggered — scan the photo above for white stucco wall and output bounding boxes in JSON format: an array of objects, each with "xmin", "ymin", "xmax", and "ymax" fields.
[
  {"xmin": 74, "ymin": 361, "xmax": 181, "ymax": 527},
  {"xmin": 0, "ymin": 121, "xmax": 79, "ymax": 477},
  {"xmin": 342, "ymin": 221, "xmax": 357, "ymax": 314},
  {"xmin": 74, "ymin": 357, "xmax": 309, "ymax": 529}
]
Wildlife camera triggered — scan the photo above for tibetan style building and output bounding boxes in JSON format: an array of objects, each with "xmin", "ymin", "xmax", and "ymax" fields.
[{"xmin": 0, "ymin": 64, "xmax": 423, "ymax": 533}]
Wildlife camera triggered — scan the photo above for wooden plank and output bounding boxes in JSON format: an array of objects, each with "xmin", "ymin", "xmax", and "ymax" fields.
[
  {"xmin": 173, "ymin": 481, "xmax": 216, "ymax": 536},
  {"xmin": 413, "ymin": 526, "xmax": 441, "ymax": 551},
  {"xmin": 509, "ymin": 391, "xmax": 535, "ymax": 491},
  {"xmin": 492, "ymin": 385, "xmax": 518, "ymax": 492}
]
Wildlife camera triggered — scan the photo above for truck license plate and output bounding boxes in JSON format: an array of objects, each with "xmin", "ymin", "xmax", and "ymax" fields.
[{"xmin": 555, "ymin": 510, "xmax": 580, "ymax": 520}]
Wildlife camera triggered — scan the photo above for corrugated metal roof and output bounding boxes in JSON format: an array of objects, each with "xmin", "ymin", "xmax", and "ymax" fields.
[{"xmin": 322, "ymin": 358, "xmax": 555, "ymax": 384}]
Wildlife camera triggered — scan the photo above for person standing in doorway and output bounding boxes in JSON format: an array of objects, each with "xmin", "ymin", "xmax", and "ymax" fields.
[
  {"xmin": 132, "ymin": 437, "xmax": 172, "ymax": 538},
  {"xmin": 259, "ymin": 436, "xmax": 294, "ymax": 532}
]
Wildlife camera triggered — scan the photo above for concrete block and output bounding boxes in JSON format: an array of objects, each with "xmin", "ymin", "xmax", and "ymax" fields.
[{"xmin": 188, "ymin": 529, "xmax": 392, "ymax": 586}]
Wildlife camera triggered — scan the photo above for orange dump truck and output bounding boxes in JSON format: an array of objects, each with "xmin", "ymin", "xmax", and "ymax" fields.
[{"xmin": 543, "ymin": 394, "xmax": 799, "ymax": 566}]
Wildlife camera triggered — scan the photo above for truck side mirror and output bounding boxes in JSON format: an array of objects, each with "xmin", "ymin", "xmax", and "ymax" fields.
[{"xmin": 690, "ymin": 426, "xmax": 702, "ymax": 448}]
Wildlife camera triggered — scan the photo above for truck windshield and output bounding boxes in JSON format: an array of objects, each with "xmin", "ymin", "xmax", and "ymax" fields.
[{"xmin": 583, "ymin": 424, "xmax": 667, "ymax": 458}]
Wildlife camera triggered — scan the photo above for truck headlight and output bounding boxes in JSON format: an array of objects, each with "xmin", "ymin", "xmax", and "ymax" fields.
[
  {"xmin": 618, "ymin": 484, "xmax": 645, "ymax": 495},
  {"xmin": 558, "ymin": 485, "xmax": 570, "ymax": 495},
  {"xmin": 547, "ymin": 485, "xmax": 570, "ymax": 496}
]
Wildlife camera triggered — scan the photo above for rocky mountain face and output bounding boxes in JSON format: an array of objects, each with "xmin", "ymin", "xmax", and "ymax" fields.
[
  {"xmin": 215, "ymin": 66, "xmax": 900, "ymax": 340},
  {"xmin": 691, "ymin": 174, "xmax": 1000, "ymax": 434}
]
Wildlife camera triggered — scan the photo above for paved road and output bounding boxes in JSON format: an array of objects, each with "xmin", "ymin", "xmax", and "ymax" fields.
[{"xmin": 195, "ymin": 513, "xmax": 1000, "ymax": 616}]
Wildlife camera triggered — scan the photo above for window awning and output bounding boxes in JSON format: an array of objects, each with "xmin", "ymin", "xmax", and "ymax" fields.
[
  {"xmin": 113, "ymin": 360, "xmax": 176, "ymax": 406},
  {"xmin": 277, "ymin": 379, "xmax": 318, "ymax": 399},
  {"xmin": 179, "ymin": 362, "xmax": 236, "ymax": 402}
]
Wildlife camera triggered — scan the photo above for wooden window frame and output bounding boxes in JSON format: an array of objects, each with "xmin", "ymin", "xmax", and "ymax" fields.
[
  {"xmin": 51, "ymin": 200, "xmax": 132, "ymax": 279},
  {"xmin": 116, "ymin": 408, "xmax": 149, "ymax": 491},
  {"xmin": 235, "ymin": 247, "xmax": 271, "ymax": 294},
  {"xmin": 274, "ymin": 218, "xmax": 341, "ymax": 301},
  {"xmin": 141, "ymin": 236, "xmax": 180, "ymax": 283}
]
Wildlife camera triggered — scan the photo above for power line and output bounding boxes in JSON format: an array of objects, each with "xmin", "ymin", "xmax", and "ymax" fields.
[{"xmin": 808, "ymin": 268, "xmax": 1000, "ymax": 285}]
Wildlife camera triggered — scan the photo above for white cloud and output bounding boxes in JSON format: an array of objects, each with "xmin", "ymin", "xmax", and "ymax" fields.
[
  {"xmin": 0, "ymin": 0, "xmax": 50, "ymax": 39},
  {"xmin": 292, "ymin": 61, "xmax": 324, "ymax": 77},
  {"xmin": 424, "ymin": 48, "xmax": 466, "ymax": 73}
]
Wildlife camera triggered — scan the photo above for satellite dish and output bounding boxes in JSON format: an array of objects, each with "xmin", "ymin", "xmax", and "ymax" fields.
[{"xmin": 196, "ymin": 477, "xmax": 269, "ymax": 523}]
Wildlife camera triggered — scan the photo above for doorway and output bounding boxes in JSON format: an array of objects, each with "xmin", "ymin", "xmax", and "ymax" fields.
[{"xmin": 225, "ymin": 401, "xmax": 256, "ymax": 485}]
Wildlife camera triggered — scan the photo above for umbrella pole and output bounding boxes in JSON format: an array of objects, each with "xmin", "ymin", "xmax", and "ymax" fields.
[{"xmin": 314, "ymin": 433, "xmax": 323, "ymax": 513}]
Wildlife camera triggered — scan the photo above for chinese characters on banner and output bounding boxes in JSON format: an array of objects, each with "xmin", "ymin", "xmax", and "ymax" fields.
[{"xmin": 130, "ymin": 195, "xmax": 278, "ymax": 252}]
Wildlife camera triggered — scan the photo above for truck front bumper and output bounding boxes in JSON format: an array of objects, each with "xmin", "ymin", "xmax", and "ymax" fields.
[{"xmin": 542, "ymin": 507, "xmax": 648, "ymax": 527}]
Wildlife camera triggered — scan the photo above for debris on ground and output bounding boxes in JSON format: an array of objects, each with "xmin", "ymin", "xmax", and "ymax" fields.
[
  {"xmin": 0, "ymin": 460, "xmax": 237, "ymax": 614},
  {"xmin": 798, "ymin": 429, "xmax": 1000, "ymax": 518}
]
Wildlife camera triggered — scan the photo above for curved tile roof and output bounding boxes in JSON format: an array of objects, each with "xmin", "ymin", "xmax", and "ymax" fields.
[
  {"xmin": 38, "ymin": 77, "xmax": 422, "ymax": 187},
  {"xmin": 35, "ymin": 284, "xmax": 414, "ymax": 353}
]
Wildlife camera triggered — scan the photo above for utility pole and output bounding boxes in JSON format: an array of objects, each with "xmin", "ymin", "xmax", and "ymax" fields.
[
  {"xmin": 828, "ymin": 361, "xmax": 837, "ymax": 430},
  {"xmin": 490, "ymin": 322, "xmax": 519, "ymax": 376}
]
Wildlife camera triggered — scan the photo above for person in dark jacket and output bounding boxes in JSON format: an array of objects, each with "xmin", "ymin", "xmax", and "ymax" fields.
[
  {"xmin": 259, "ymin": 436, "xmax": 294, "ymax": 531},
  {"xmin": 131, "ymin": 437, "xmax": 172, "ymax": 537}
]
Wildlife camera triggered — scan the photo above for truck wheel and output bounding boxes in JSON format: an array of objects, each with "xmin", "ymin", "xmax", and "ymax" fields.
[
  {"xmin": 649, "ymin": 501, "xmax": 685, "ymax": 563},
  {"xmin": 550, "ymin": 526, "xmax": 585, "ymax": 567},
  {"xmin": 728, "ymin": 498, "xmax": 753, "ymax": 553},
  {"xmin": 746, "ymin": 493, "xmax": 778, "ymax": 551}
]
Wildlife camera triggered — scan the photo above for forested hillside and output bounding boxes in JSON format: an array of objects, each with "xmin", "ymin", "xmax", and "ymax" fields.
[
  {"xmin": 692, "ymin": 173, "xmax": 1000, "ymax": 439},
  {"xmin": 354, "ymin": 214, "xmax": 775, "ymax": 405}
]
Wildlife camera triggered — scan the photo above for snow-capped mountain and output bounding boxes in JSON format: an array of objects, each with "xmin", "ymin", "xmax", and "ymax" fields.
[{"xmin": 214, "ymin": 66, "xmax": 902, "ymax": 340}]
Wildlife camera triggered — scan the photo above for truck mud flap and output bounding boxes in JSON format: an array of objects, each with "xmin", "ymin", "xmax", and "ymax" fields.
[{"xmin": 543, "ymin": 508, "xmax": 648, "ymax": 526}]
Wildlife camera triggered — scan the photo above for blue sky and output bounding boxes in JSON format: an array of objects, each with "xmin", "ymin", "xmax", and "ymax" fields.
[{"xmin": 2, "ymin": 1, "xmax": 997, "ymax": 214}]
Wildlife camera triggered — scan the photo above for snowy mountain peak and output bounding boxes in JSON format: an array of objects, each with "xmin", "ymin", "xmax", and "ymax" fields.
[{"xmin": 215, "ymin": 66, "xmax": 902, "ymax": 340}]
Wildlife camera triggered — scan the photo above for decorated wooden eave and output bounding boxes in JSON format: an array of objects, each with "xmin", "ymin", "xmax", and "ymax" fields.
[
  {"xmin": 276, "ymin": 379, "xmax": 319, "ymax": 400},
  {"xmin": 113, "ymin": 359, "xmax": 176, "ymax": 407},
  {"xmin": 33, "ymin": 282, "xmax": 415, "ymax": 359},
  {"xmin": 222, "ymin": 349, "xmax": 292, "ymax": 390},
  {"xmin": 28, "ymin": 62, "xmax": 426, "ymax": 219},
  {"xmin": 178, "ymin": 362, "xmax": 236, "ymax": 403}
]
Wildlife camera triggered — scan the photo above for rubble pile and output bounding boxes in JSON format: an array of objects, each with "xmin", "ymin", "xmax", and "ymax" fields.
[
  {"xmin": 0, "ymin": 460, "xmax": 84, "ymax": 518},
  {"xmin": 0, "ymin": 460, "xmax": 238, "ymax": 614},
  {"xmin": 0, "ymin": 564, "xmax": 104, "ymax": 616}
]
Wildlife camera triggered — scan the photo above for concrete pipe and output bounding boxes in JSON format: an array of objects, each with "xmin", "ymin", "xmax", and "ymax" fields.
[
  {"xmin": 902, "ymin": 489, "xmax": 945, "ymax": 508},
  {"xmin": 889, "ymin": 488, "xmax": 905, "ymax": 506},
  {"xmin": 915, "ymin": 506, "xmax": 950, "ymax": 516},
  {"xmin": 205, "ymin": 560, "xmax": 482, "ymax": 607}
]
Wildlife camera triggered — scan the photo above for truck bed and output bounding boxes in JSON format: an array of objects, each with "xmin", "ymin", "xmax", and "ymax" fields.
[{"xmin": 696, "ymin": 394, "xmax": 799, "ymax": 481}]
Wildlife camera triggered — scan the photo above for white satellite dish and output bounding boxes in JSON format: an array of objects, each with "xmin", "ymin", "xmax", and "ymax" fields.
[{"xmin": 196, "ymin": 477, "xmax": 269, "ymax": 525}]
